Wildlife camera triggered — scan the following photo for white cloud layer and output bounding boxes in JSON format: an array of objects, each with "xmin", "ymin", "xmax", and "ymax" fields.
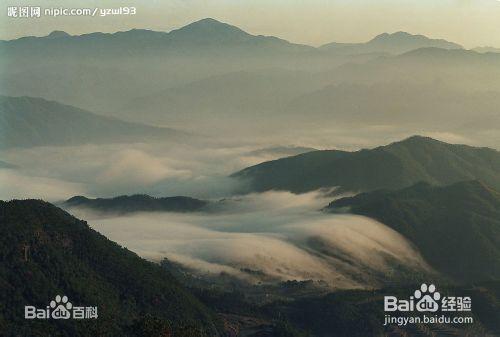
[{"xmin": 82, "ymin": 191, "xmax": 431, "ymax": 289}]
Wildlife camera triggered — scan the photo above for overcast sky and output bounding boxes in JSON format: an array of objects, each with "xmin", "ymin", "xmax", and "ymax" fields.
[{"xmin": 2, "ymin": 0, "xmax": 500, "ymax": 48}]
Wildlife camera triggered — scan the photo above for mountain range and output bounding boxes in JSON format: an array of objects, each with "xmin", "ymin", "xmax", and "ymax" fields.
[
  {"xmin": 286, "ymin": 82, "xmax": 500, "ymax": 128},
  {"xmin": 328, "ymin": 47, "xmax": 500, "ymax": 93},
  {"xmin": 0, "ymin": 19, "xmax": 315, "ymax": 112},
  {"xmin": 327, "ymin": 180, "xmax": 500, "ymax": 283},
  {"xmin": 3, "ymin": 16, "xmax": 500, "ymax": 337},
  {"xmin": 2, "ymin": 18, "xmax": 500, "ymax": 141},
  {"xmin": 1, "ymin": 19, "xmax": 464, "ymax": 57},
  {"xmin": 0, "ymin": 95, "xmax": 187, "ymax": 148},
  {"xmin": 4, "ymin": 198, "xmax": 499, "ymax": 336},
  {"xmin": 116, "ymin": 56, "xmax": 500, "ymax": 132},
  {"xmin": 320, "ymin": 31, "xmax": 462, "ymax": 55},
  {"xmin": 120, "ymin": 68, "xmax": 328, "ymax": 125},
  {"xmin": 232, "ymin": 136, "xmax": 500, "ymax": 194},
  {"xmin": 0, "ymin": 18, "xmax": 313, "ymax": 59}
]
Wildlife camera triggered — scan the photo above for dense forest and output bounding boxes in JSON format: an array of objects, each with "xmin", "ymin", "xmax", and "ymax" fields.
[{"xmin": 0, "ymin": 200, "xmax": 220, "ymax": 336}]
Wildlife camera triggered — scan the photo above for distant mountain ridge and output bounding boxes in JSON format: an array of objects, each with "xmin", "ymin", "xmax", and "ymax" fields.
[
  {"xmin": 0, "ymin": 20, "xmax": 463, "ymax": 57},
  {"xmin": 325, "ymin": 47, "xmax": 500, "ymax": 103},
  {"xmin": 0, "ymin": 95, "xmax": 187, "ymax": 148},
  {"xmin": 327, "ymin": 180, "xmax": 500, "ymax": 282},
  {"xmin": 232, "ymin": 136, "xmax": 500, "ymax": 194},
  {"xmin": 63, "ymin": 195, "xmax": 209, "ymax": 214},
  {"xmin": 473, "ymin": 46, "xmax": 500, "ymax": 53},
  {"xmin": 1, "ymin": 18, "xmax": 482, "ymax": 117},
  {"xmin": 320, "ymin": 31, "xmax": 462, "ymax": 55},
  {"xmin": 286, "ymin": 82, "xmax": 500, "ymax": 128},
  {"xmin": 0, "ymin": 18, "xmax": 313, "ymax": 56},
  {"xmin": 121, "ymin": 69, "xmax": 327, "ymax": 124}
]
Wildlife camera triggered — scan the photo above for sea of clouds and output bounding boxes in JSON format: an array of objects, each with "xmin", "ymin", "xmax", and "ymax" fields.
[{"xmin": 80, "ymin": 190, "xmax": 430, "ymax": 289}]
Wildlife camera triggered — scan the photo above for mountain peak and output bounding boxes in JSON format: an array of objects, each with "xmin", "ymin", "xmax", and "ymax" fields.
[
  {"xmin": 190, "ymin": 17, "xmax": 223, "ymax": 26},
  {"xmin": 172, "ymin": 17, "xmax": 248, "ymax": 37},
  {"xmin": 370, "ymin": 31, "xmax": 431, "ymax": 44},
  {"xmin": 383, "ymin": 135, "xmax": 454, "ymax": 150},
  {"xmin": 46, "ymin": 30, "xmax": 71, "ymax": 39},
  {"xmin": 376, "ymin": 135, "xmax": 444, "ymax": 151},
  {"xmin": 368, "ymin": 31, "xmax": 462, "ymax": 49},
  {"xmin": 231, "ymin": 135, "xmax": 500, "ymax": 194},
  {"xmin": 372, "ymin": 31, "xmax": 413, "ymax": 40},
  {"xmin": 396, "ymin": 135, "xmax": 441, "ymax": 144}
]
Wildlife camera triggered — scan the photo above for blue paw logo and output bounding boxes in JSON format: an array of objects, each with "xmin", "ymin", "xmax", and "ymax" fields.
[{"xmin": 415, "ymin": 283, "xmax": 440, "ymax": 312}]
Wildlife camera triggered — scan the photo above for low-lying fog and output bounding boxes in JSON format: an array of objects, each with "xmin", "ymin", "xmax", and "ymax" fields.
[
  {"xmin": 0, "ymin": 141, "xmax": 257, "ymax": 201},
  {"xmin": 0, "ymin": 123, "xmax": 490, "ymax": 202},
  {"xmin": 73, "ymin": 191, "xmax": 430, "ymax": 289},
  {"xmin": 0, "ymin": 132, "xmax": 457, "ymax": 288}
]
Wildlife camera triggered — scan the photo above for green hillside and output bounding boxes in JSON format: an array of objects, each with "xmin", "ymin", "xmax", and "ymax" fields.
[
  {"xmin": 327, "ymin": 180, "xmax": 500, "ymax": 282},
  {"xmin": 232, "ymin": 136, "xmax": 500, "ymax": 194},
  {"xmin": 0, "ymin": 200, "xmax": 220, "ymax": 336}
]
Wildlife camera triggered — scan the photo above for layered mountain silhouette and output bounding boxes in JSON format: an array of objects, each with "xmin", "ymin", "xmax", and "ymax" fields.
[
  {"xmin": 320, "ymin": 31, "xmax": 462, "ymax": 55},
  {"xmin": 165, "ymin": 18, "xmax": 312, "ymax": 53},
  {"xmin": 122, "ymin": 69, "xmax": 326, "ymax": 124},
  {"xmin": 232, "ymin": 136, "xmax": 500, "ymax": 194},
  {"xmin": 474, "ymin": 46, "xmax": 500, "ymax": 53},
  {"xmin": 327, "ymin": 180, "xmax": 500, "ymax": 282},
  {"xmin": 3, "ymin": 18, "xmax": 497, "ymax": 127},
  {"xmin": 330, "ymin": 48, "xmax": 500, "ymax": 92},
  {"xmin": 0, "ymin": 199, "xmax": 220, "ymax": 336},
  {"xmin": 63, "ymin": 195, "xmax": 209, "ymax": 215},
  {"xmin": 0, "ymin": 95, "xmax": 187, "ymax": 148},
  {"xmin": 0, "ymin": 18, "xmax": 312, "ymax": 57},
  {"xmin": 1, "ymin": 21, "xmax": 461, "ymax": 57},
  {"xmin": 286, "ymin": 82, "xmax": 500, "ymax": 128},
  {"xmin": 0, "ymin": 19, "xmax": 322, "ymax": 112}
]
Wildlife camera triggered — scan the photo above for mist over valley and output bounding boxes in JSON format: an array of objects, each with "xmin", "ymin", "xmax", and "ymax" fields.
[{"xmin": 2, "ymin": 17, "xmax": 500, "ymax": 336}]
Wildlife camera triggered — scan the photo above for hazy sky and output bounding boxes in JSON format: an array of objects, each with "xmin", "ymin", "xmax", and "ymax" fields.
[{"xmin": 2, "ymin": 0, "xmax": 500, "ymax": 48}]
